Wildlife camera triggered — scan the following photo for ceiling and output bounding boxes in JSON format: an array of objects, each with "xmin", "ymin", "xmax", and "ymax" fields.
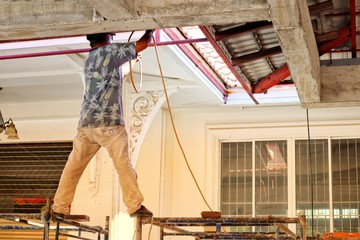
[{"xmin": 0, "ymin": 0, "xmax": 360, "ymax": 120}]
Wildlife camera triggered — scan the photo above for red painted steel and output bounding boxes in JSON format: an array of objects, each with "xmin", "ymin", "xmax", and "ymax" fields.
[
  {"xmin": 350, "ymin": 0, "xmax": 357, "ymax": 58},
  {"xmin": 317, "ymin": 26, "xmax": 350, "ymax": 54},
  {"xmin": 199, "ymin": 26, "xmax": 258, "ymax": 104},
  {"xmin": 252, "ymin": 64, "xmax": 290, "ymax": 94},
  {"xmin": 163, "ymin": 29, "xmax": 228, "ymax": 98},
  {"xmin": 253, "ymin": 26, "xmax": 350, "ymax": 94},
  {"xmin": 0, "ymin": 38, "xmax": 208, "ymax": 61}
]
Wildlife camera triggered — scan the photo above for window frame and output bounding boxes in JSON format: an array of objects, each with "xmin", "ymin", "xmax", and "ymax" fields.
[{"xmin": 206, "ymin": 120, "xmax": 360, "ymax": 233}]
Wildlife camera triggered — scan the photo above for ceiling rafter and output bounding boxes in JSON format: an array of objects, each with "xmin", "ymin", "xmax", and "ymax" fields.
[
  {"xmin": 199, "ymin": 26, "xmax": 258, "ymax": 104},
  {"xmin": 163, "ymin": 28, "xmax": 228, "ymax": 100},
  {"xmin": 215, "ymin": 21, "xmax": 273, "ymax": 42},
  {"xmin": 308, "ymin": 0, "xmax": 334, "ymax": 15},
  {"xmin": 252, "ymin": 64, "xmax": 290, "ymax": 94},
  {"xmin": 232, "ymin": 46, "xmax": 282, "ymax": 66},
  {"xmin": 253, "ymin": 26, "xmax": 351, "ymax": 94}
]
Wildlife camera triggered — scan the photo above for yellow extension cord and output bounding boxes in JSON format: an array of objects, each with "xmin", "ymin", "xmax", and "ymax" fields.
[
  {"xmin": 129, "ymin": 31, "xmax": 219, "ymax": 239},
  {"xmin": 128, "ymin": 31, "xmax": 213, "ymax": 212}
]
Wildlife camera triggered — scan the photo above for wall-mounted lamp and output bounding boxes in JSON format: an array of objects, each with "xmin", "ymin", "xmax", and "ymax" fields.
[{"xmin": 0, "ymin": 110, "xmax": 19, "ymax": 140}]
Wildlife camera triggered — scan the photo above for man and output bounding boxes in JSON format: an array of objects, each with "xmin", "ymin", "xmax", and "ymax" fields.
[{"xmin": 52, "ymin": 30, "xmax": 154, "ymax": 218}]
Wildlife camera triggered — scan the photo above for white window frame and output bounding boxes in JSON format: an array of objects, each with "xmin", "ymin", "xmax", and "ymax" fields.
[{"xmin": 206, "ymin": 120, "xmax": 360, "ymax": 233}]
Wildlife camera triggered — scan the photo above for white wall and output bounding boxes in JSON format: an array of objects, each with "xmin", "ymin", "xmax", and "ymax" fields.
[
  {"xmin": 3, "ymin": 103, "xmax": 360, "ymax": 239},
  {"xmin": 135, "ymin": 104, "xmax": 360, "ymax": 238}
]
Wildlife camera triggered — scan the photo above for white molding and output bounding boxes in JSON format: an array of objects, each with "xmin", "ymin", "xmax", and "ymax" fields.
[
  {"xmin": 205, "ymin": 120, "xmax": 360, "ymax": 220},
  {"xmin": 206, "ymin": 120, "xmax": 360, "ymax": 140},
  {"xmin": 128, "ymin": 89, "xmax": 177, "ymax": 165}
]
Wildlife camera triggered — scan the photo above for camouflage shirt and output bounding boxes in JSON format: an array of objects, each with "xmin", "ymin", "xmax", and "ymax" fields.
[{"xmin": 78, "ymin": 42, "xmax": 137, "ymax": 128}]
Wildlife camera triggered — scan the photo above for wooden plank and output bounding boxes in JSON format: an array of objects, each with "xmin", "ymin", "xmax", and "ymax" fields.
[{"xmin": 62, "ymin": 215, "xmax": 90, "ymax": 222}]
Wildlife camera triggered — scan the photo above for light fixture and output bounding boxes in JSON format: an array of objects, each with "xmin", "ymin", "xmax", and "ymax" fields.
[{"xmin": 0, "ymin": 110, "xmax": 19, "ymax": 140}]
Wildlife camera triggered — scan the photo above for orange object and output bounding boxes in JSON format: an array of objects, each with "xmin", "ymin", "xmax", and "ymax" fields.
[{"xmin": 14, "ymin": 198, "xmax": 47, "ymax": 205}]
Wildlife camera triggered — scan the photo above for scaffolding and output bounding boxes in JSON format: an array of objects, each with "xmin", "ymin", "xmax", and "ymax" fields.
[
  {"xmin": 135, "ymin": 214, "xmax": 307, "ymax": 240},
  {"xmin": 0, "ymin": 212, "xmax": 307, "ymax": 240},
  {"xmin": 0, "ymin": 213, "xmax": 109, "ymax": 240}
]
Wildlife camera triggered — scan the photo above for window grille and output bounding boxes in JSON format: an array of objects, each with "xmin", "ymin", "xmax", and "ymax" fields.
[
  {"xmin": 0, "ymin": 142, "xmax": 71, "ymax": 213},
  {"xmin": 221, "ymin": 140, "xmax": 288, "ymax": 232},
  {"xmin": 255, "ymin": 140, "xmax": 288, "ymax": 216},
  {"xmin": 221, "ymin": 142, "xmax": 252, "ymax": 217},
  {"xmin": 331, "ymin": 139, "xmax": 360, "ymax": 232},
  {"xmin": 295, "ymin": 139, "xmax": 330, "ymax": 235},
  {"xmin": 220, "ymin": 137, "xmax": 360, "ymax": 234}
]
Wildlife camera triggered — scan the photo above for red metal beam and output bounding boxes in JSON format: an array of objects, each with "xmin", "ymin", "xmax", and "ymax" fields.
[
  {"xmin": 252, "ymin": 64, "xmax": 290, "ymax": 94},
  {"xmin": 0, "ymin": 38, "xmax": 208, "ymax": 61},
  {"xmin": 315, "ymin": 30, "xmax": 339, "ymax": 43},
  {"xmin": 232, "ymin": 46, "xmax": 282, "ymax": 66},
  {"xmin": 215, "ymin": 21, "xmax": 272, "ymax": 42},
  {"xmin": 253, "ymin": 26, "xmax": 350, "ymax": 94},
  {"xmin": 163, "ymin": 29, "xmax": 228, "ymax": 99},
  {"xmin": 350, "ymin": 0, "xmax": 357, "ymax": 58},
  {"xmin": 317, "ymin": 26, "xmax": 350, "ymax": 54},
  {"xmin": 309, "ymin": 0, "xmax": 334, "ymax": 15},
  {"xmin": 199, "ymin": 26, "xmax": 258, "ymax": 104}
]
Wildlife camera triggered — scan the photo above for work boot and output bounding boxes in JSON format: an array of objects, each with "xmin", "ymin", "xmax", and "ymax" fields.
[
  {"xmin": 51, "ymin": 210, "xmax": 65, "ymax": 221},
  {"xmin": 130, "ymin": 205, "xmax": 153, "ymax": 218}
]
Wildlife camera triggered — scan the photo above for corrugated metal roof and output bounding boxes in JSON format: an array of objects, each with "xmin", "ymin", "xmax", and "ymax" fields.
[{"xmin": 179, "ymin": 0, "xmax": 356, "ymax": 96}]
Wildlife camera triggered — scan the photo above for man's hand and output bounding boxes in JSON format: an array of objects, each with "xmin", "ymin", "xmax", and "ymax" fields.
[{"xmin": 136, "ymin": 29, "xmax": 154, "ymax": 53}]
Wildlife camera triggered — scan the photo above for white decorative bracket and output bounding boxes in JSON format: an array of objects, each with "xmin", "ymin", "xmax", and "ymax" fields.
[{"xmin": 128, "ymin": 89, "xmax": 176, "ymax": 164}]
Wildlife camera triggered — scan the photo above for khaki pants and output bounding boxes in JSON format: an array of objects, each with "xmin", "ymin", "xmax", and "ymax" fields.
[{"xmin": 52, "ymin": 125, "xmax": 143, "ymax": 215}]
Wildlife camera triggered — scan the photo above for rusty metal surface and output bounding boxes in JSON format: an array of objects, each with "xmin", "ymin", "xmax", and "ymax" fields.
[
  {"xmin": 151, "ymin": 216, "xmax": 304, "ymax": 226},
  {"xmin": 162, "ymin": 231, "xmax": 296, "ymax": 239},
  {"xmin": 141, "ymin": 215, "xmax": 307, "ymax": 240},
  {"xmin": 0, "ymin": 213, "xmax": 109, "ymax": 239},
  {"xmin": 0, "ymin": 213, "xmax": 42, "ymax": 220}
]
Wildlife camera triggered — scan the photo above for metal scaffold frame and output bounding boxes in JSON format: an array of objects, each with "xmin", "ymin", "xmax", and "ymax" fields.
[
  {"xmin": 135, "ymin": 214, "xmax": 307, "ymax": 240},
  {"xmin": 0, "ymin": 213, "xmax": 109, "ymax": 240}
]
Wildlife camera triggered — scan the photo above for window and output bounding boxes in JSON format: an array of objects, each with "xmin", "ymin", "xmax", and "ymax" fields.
[
  {"xmin": 221, "ymin": 142, "xmax": 252, "ymax": 217},
  {"xmin": 220, "ymin": 140, "xmax": 288, "ymax": 218},
  {"xmin": 332, "ymin": 139, "xmax": 360, "ymax": 232},
  {"xmin": 221, "ymin": 137, "xmax": 360, "ymax": 234},
  {"xmin": 0, "ymin": 142, "xmax": 71, "ymax": 213},
  {"xmin": 255, "ymin": 141, "xmax": 287, "ymax": 216},
  {"xmin": 295, "ymin": 139, "xmax": 330, "ymax": 234}
]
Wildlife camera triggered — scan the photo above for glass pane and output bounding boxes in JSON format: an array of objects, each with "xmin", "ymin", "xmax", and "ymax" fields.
[
  {"xmin": 332, "ymin": 139, "xmax": 360, "ymax": 233},
  {"xmin": 221, "ymin": 142, "xmax": 252, "ymax": 217},
  {"xmin": 295, "ymin": 139, "xmax": 329, "ymax": 236},
  {"xmin": 254, "ymin": 140, "xmax": 288, "ymax": 232},
  {"xmin": 255, "ymin": 140, "xmax": 288, "ymax": 216}
]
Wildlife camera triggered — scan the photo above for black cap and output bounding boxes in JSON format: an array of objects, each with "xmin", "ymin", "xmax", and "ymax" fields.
[{"xmin": 86, "ymin": 32, "xmax": 115, "ymax": 45}]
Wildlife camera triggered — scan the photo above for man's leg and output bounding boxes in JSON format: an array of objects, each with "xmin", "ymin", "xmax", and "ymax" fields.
[
  {"xmin": 95, "ymin": 125, "xmax": 144, "ymax": 214},
  {"xmin": 52, "ymin": 129, "xmax": 100, "ymax": 215}
]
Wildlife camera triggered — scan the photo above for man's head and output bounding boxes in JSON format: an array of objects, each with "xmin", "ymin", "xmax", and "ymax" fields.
[{"xmin": 86, "ymin": 33, "xmax": 115, "ymax": 48}]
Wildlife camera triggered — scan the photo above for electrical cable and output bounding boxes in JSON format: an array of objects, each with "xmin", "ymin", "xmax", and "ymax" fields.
[
  {"xmin": 129, "ymin": 31, "xmax": 219, "ymax": 239},
  {"xmin": 128, "ymin": 31, "xmax": 142, "ymax": 94},
  {"xmin": 306, "ymin": 108, "xmax": 315, "ymax": 237},
  {"xmin": 151, "ymin": 34, "xmax": 213, "ymax": 212}
]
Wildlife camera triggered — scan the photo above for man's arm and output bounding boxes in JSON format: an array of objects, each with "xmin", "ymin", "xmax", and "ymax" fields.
[{"xmin": 136, "ymin": 30, "xmax": 154, "ymax": 53}]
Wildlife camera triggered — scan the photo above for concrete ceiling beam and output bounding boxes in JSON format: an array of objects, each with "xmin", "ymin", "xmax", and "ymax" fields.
[
  {"xmin": 88, "ymin": 0, "xmax": 136, "ymax": 20},
  {"xmin": 0, "ymin": 0, "xmax": 270, "ymax": 41},
  {"xmin": 267, "ymin": 0, "xmax": 321, "ymax": 104},
  {"xmin": 303, "ymin": 64, "xmax": 360, "ymax": 108}
]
